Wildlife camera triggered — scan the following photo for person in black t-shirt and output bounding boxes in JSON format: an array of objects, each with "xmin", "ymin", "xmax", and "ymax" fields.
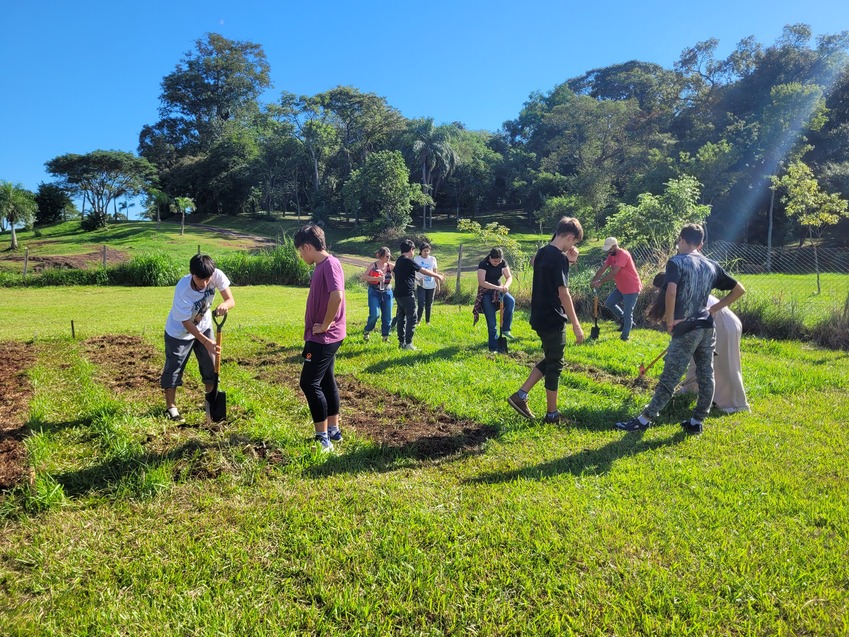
[
  {"xmin": 393, "ymin": 239, "xmax": 444, "ymax": 350},
  {"xmin": 475, "ymin": 248, "xmax": 515, "ymax": 352},
  {"xmin": 507, "ymin": 217, "xmax": 584, "ymax": 424}
]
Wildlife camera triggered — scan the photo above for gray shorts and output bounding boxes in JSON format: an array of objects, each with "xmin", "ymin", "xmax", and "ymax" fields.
[{"xmin": 160, "ymin": 329, "xmax": 215, "ymax": 389}]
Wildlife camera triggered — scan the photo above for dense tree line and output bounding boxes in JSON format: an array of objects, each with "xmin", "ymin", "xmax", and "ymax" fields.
[{"xmin": 29, "ymin": 26, "xmax": 849, "ymax": 246}]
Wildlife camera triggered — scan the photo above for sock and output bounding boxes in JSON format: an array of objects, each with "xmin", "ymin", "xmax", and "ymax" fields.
[
  {"xmin": 315, "ymin": 431, "xmax": 329, "ymax": 442},
  {"xmin": 517, "ymin": 389, "xmax": 528, "ymax": 400},
  {"xmin": 638, "ymin": 414, "xmax": 651, "ymax": 426},
  {"xmin": 690, "ymin": 418, "xmax": 702, "ymax": 426},
  {"xmin": 328, "ymin": 425, "xmax": 340, "ymax": 435},
  {"xmin": 546, "ymin": 410, "xmax": 559, "ymax": 418}
]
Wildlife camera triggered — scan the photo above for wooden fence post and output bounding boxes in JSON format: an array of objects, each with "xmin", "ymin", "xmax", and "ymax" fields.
[
  {"xmin": 23, "ymin": 247, "xmax": 29, "ymax": 278},
  {"xmin": 455, "ymin": 244, "xmax": 463, "ymax": 297}
]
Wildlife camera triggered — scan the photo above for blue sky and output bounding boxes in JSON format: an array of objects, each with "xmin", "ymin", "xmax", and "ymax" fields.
[{"xmin": 2, "ymin": 0, "xmax": 848, "ymax": 203}]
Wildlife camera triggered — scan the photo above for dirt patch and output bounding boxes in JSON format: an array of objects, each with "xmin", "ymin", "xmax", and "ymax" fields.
[
  {"xmin": 5, "ymin": 247, "xmax": 131, "ymax": 272},
  {"xmin": 83, "ymin": 336, "xmax": 162, "ymax": 395},
  {"xmin": 0, "ymin": 342, "xmax": 36, "ymax": 491},
  {"xmin": 239, "ymin": 340, "xmax": 498, "ymax": 458}
]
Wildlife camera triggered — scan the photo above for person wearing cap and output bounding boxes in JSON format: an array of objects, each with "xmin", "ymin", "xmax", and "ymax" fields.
[{"xmin": 591, "ymin": 237, "xmax": 642, "ymax": 341}]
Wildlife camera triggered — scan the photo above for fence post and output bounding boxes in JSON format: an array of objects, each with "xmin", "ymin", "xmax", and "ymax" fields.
[
  {"xmin": 71, "ymin": 320, "xmax": 75, "ymax": 339},
  {"xmin": 455, "ymin": 244, "xmax": 463, "ymax": 297},
  {"xmin": 23, "ymin": 247, "xmax": 29, "ymax": 278}
]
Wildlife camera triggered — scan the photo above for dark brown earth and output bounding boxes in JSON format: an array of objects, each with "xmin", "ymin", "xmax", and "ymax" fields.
[{"xmin": 0, "ymin": 343, "xmax": 36, "ymax": 491}]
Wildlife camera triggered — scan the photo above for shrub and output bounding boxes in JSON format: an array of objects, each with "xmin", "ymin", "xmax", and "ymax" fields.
[
  {"xmin": 109, "ymin": 253, "xmax": 183, "ymax": 287},
  {"xmin": 218, "ymin": 241, "xmax": 310, "ymax": 286}
]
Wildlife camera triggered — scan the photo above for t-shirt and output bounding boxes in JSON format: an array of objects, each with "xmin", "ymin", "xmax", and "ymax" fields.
[
  {"xmin": 604, "ymin": 248, "xmax": 642, "ymax": 294},
  {"xmin": 477, "ymin": 258, "xmax": 508, "ymax": 285},
  {"xmin": 305, "ymin": 254, "xmax": 346, "ymax": 344},
  {"xmin": 164, "ymin": 269, "xmax": 231, "ymax": 340},
  {"xmin": 530, "ymin": 244, "xmax": 571, "ymax": 333},
  {"xmin": 367, "ymin": 261, "xmax": 392, "ymax": 291},
  {"xmin": 393, "ymin": 255, "xmax": 421, "ymax": 298},
  {"xmin": 664, "ymin": 252, "xmax": 737, "ymax": 323},
  {"xmin": 414, "ymin": 255, "xmax": 438, "ymax": 289}
]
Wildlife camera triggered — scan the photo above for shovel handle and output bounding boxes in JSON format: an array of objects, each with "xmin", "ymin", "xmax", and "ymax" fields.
[
  {"xmin": 639, "ymin": 347, "xmax": 668, "ymax": 377},
  {"xmin": 214, "ymin": 330, "xmax": 223, "ymax": 374}
]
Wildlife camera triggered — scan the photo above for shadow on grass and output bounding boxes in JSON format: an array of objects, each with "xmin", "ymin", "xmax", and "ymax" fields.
[{"xmin": 467, "ymin": 429, "xmax": 688, "ymax": 483}]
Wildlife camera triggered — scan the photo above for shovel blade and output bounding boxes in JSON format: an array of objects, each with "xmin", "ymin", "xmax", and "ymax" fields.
[
  {"xmin": 497, "ymin": 335, "xmax": 508, "ymax": 354},
  {"xmin": 590, "ymin": 326, "xmax": 600, "ymax": 339},
  {"xmin": 205, "ymin": 389, "xmax": 227, "ymax": 422}
]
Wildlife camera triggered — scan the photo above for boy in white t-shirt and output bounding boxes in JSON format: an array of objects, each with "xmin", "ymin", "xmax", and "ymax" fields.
[
  {"xmin": 413, "ymin": 242, "xmax": 438, "ymax": 325},
  {"xmin": 161, "ymin": 254, "xmax": 235, "ymax": 422}
]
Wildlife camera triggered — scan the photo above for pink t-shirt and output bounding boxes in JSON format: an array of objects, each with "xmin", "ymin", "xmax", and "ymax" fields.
[
  {"xmin": 304, "ymin": 254, "xmax": 346, "ymax": 344},
  {"xmin": 604, "ymin": 248, "xmax": 642, "ymax": 294}
]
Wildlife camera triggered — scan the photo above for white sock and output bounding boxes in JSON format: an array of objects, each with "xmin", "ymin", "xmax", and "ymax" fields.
[{"xmin": 638, "ymin": 415, "xmax": 651, "ymax": 425}]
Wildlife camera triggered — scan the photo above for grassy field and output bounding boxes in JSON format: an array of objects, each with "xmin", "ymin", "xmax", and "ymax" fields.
[{"xmin": 2, "ymin": 284, "xmax": 848, "ymax": 635}]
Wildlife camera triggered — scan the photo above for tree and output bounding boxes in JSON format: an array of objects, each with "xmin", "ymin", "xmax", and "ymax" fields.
[
  {"xmin": 603, "ymin": 176, "xmax": 711, "ymax": 250},
  {"xmin": 409, "ymin": 119, "xmax": 458, "ymax": 229},
  {"xmin": 144, "ymin": 187, "xmax": 172, "ymax": 230},
  {"xmin": 773, "ymin": 161, "xmax": 849, "ymax": 293},
  {"xmin": 0, "ymin": 181, "xmax": 36, "ymax": 250},
  {"xmin": 34, "ymin": 182, "xmax": 73, "ymax": 225},
  {"xmin": 342, "ymin": 150, "xmax": 428, "ymax": 234},
  {"xmin": 457, "ymin": 219, "xmax": 525, "ymax": 266},
  {"xmin": 173, "ymin": 196, "xmax": 196, "ymax": 236},
  {"xmin": 45, "ymin": 150, "xmax": 156, "ymax": 229}
]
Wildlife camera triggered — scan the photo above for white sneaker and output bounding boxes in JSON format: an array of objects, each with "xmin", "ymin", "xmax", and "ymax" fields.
[{"xmin": 402, "ymin": 343, "xmax": 418, "ymax": 351}]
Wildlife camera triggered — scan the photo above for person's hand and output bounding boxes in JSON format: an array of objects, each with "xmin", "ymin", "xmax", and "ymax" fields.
[
  {"xmin": 573, "ymin": 325, "xmax": 585, "ymax": 344},
  {"xmin": 591, "ymin": 280, "xmax": 601, "ymax": 289},
  {"xmin": 566, "ymin": 246, "xmax": 579, "ymax": 262},
  {"xmin": 313, "ymin": 321, "xmax": 334, "ymax": 335},
  {"xmin": 501, "ymin": 285, "xmax": 508, "ymax": 293},
  {"xmin": 205, "ymin": 339, "xmax": 220, "ymax": 356},
  {"xmin": 666, "ymin": 319, "xmax": 684, "ymax": 333},
  {"xmin": 213, "ymin": 305, "xmax": 228, "ymax": 317}
]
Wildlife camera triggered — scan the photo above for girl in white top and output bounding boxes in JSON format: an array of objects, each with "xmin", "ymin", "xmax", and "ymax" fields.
[{"xmin": 413, "ymin": 243, "xmax": 438, "ymax": 325}]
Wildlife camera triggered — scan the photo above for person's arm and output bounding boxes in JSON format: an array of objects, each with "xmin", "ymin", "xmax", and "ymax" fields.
[
  {"xmin": 313, "ymin": 290, "xmax": 344, "ymax": 335},
  {"xmin": 559, "ymin": 286, "xmax": 584, "ymax": 344},
  {"xmin": 420, "ymin": 266, "xmax": 443, "ymax": 282},
  {"xmin": 665, "ymin": 282, "xmax": 679, "ymax": 333},
  {"xmin": 361, "ymin": 264, "xmax": 382, "ymax": 283},
  {"xmin": 709, "ymin": 282, "xmax": 745, "ymax": 316},
  {"xmin": 596, "ymin": 266, "xmax": 621, "ymax": 285},
  {"xmin": 591, "ymin": 264, "xmax": 609, "ymax": 288},
  {"xmin": 214, "ymin": 287, "xmax": 235, "ymax": 315},
  {"xmin": 477, "ymin": 268, "xmax": 496, "ymax": 289},
  {"xmin": 502, "ymin": 265, "xmax": 513, "ymax": 292},
  {"xmin": 182, "ymin": 319, "xmax": 219, "ymax": 355}
]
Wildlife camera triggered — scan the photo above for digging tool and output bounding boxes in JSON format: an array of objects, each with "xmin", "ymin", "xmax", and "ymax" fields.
[
  {"xmin": 638, "ymin": 346, "xmax": 668, "ymax": 379},
  {"xmin": 497, "ymin": 297, "xmax": 509, "ymax": 354},
  {"xmin": 205, "ymin": 312, "xmax": 228, "ymax": 422},
  {"xmin": 590, "ymin": 290, "xmax": 601, "ymax": 340}
]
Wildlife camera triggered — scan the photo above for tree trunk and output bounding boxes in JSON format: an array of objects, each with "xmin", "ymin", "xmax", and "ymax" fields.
[
  {"xmin": 181, "ymin": 211, "xmax": 185, "ymax": 236},
  {"xmin": 10, "ymin": 224, "xmax": 18, "ymax": 250},
  {"xmin": 811, "ymin": 228, "xmax": 821, "ymax": 295}
]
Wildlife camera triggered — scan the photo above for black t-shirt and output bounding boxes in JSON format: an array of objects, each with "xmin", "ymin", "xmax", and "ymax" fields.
[
  {"xmin": 530, "ymin": 244, "xmax": 571, "ymax": 333},
  {"xmin": 477, "ymin": 258, "xmax": 508, "ymax": 285},
  {"xmin": 664, "ymin": 252, "xmax": 737, "ymax": 321},
  {"xmin": 393, "ymin": 255, "xmax": 421, "ymax": 298}
]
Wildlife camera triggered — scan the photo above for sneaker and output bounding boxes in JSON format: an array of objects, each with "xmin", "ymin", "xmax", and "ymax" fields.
[
  {"xmin": 363, "ymin": 331, "xmax": 371, "ymax": 342},
  {"xmin": 166, "ymin": 407, "xmax": 185, "ymax": 423},
  {"xmin": 502, "ymin": 331, "xmax": 517, "ymax": 341},
  {"xmin": 314, "ymin": 434, "xmax": 334, "ymax": 453},
  {"xmin": 680, "ymin": 419, "xmax": 703, "ymax": 435},
  {"xmin": 382, "ymin": 335, "xmax": 390, "ymax": 343},
  {"xmin": 507, "ymin": 392, "xmax": 535, "ymax": 419},
  {"xmin": 615, "ymin": 416, "xmax": 650, "ymax": 431},
  {"xmin": 402, "ymin": 343, "xmax": 418, "ymax": 351},
  {"xmin": 328, "ymin": 428, "xmax": 343, "ymax": 442},
  {"xmin": 543, "ymin": 411, "xmax": 562, "ymax": 424}
]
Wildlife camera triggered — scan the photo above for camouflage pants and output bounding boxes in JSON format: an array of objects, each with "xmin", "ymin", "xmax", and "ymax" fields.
[{"xmin": 643, "ymin": 327, "xmax": 716, "ymax": 423}]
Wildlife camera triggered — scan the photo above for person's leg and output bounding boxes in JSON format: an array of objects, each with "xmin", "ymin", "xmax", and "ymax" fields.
[
  {"xmin": 161, "ymin": 332, "xmax": 194, "ymax": 412},
  {"xmin": 538, "ymin": 328, "xmax": 566, "ymax": 414},
  {"xmin": 192, "ymin": 328, "xmax": 216, "ymax": 393},
  {"xmin": 396, "ymin": 296, "xmax": 414, "ymax": 345},
  {"xmin": 604, "ymin": 288, "xmax": 625, "ymax": 324},
  {"xmin": 320, "ymin": 342, "xmax": 343, "ymax": 440},
  {"xmin": 299, "ymin": 341, "xmax": 341, "ymax": 433},
  {"xmin": 620, "ymin": 292, "xmax": 639, "ymax": 340},
  {"xmin": 480, "ymin": 293, "xmax": 498, "ymax": 351},
  {"xmin": 416, "ymin": 286, "xmax": 426, "ymax": 324},
  {"xmin": 691, "ymin": 328, "xmax": 716, "ymax": 423},
  {"xmin": 405, "ymin": 295, "xmax": 417, "ymax": 344},
  {"xmin": 380, "ymin": 289, "xmax": 393, "ymax": 337},
  {"xmin": 501, "ymin": 292, "xmax": 515, "ymax": 336},
  {"xmin": 642, "ymin": 330, "xmax": 701, "ymax": 421},
  {"xmin": 424, "ymin": 288, "xmax": 434, "ymax": 324},
  {"xmin": 364, "ymin": 287, "xmax": 380, "ymax": 335}
]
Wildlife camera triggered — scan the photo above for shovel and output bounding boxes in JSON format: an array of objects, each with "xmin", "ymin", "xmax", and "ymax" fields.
[
  {"xmin": 205, "ymin": 312, "xmax": 227, "ymax": 422},
  {"xmin": 497, "ymin": 298, "xmax": 509, "ymax": 354},
  {"xmin": 590, "ymin": 290, "xmax": 601, "ymax": 340},
  {"xmin": 638, "ymin": 346, "xmax": 668, "ymax": 379}
]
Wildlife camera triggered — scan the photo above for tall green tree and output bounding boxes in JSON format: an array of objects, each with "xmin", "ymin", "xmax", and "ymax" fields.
[
  {"xmin": 173, "ymin": 196, "xmax": 196, "ymax": 236},
  {"xmin": 45, "ymin": 150, "xmax": 156, "ymax": 229},
  {"xmin": 34, "ymin": 182, "xmax": 73, "ymax": 225},
  {"xmin": 0, "ymin": 182, "xmax": 36, "ymax": 250},
  {"xmin": 409, "ymin": 119, "xmax": 457, "ymax": 229}
]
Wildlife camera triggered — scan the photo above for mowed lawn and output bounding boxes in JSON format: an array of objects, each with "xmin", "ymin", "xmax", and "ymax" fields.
[{"xmin": 1, "ymin": 285, "xmax": 848, "ymax": 636}]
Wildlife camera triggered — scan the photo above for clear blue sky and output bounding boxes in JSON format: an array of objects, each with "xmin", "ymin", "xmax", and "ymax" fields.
[{"xmin": 2, "ymin": 0, "xmax": 848, "ymax": 200}]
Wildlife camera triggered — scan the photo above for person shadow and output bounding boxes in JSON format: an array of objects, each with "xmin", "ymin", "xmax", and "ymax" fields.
[{"xmin": 466, "ymin": 429, "xmax": 687, "ymax": 484}]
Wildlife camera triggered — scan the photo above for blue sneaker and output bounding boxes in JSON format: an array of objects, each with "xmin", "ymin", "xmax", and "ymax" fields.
[
  {"xmin": 615, "ymin": 416, "xmax": 650, "ymax": 431},
  {"xmin": 314, "ymin": 434, "xmax": 334, "ymax": 453},
  {"xmin": 328, "ymin": 428, "xmax": 343, "ymax": 442},
  {"xmin": 680, "ymin": 420, "xmax": 703, "ymax": 435}
]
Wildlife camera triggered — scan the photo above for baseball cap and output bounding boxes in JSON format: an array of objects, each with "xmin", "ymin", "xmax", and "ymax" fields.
[{"xmin": 602, "ymin": 237, "xmax": 618, "ymax": 252}]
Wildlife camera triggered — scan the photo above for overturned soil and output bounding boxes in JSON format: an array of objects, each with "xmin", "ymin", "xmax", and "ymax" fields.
[
  {"xmin": 0, "ymin": 342, "xmax": 36, "ymax": 491},
  {"xmin": 84, "ymin": 335, "xmax": 162, "ymax": 396},
  {"xmin": 4, "ymin": 247, "xmax": 131, "ymax": 272}
]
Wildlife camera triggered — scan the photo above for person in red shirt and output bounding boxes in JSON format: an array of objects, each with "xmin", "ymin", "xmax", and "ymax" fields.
[{"xmin": 591, "ymin": 237, "xmax": 642, "ymax": 341}]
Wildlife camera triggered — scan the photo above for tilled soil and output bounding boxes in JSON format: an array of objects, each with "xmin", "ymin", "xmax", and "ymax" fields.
[{"xmin": 0, "ymin": 342, "xmax": 36, "ymax": 491}]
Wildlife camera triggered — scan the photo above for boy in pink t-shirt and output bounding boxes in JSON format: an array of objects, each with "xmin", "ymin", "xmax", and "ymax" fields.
[
  {"xmin": 294, "ymin": 224, "xmax": 347, "ymax": 452},
  {"xmin": 592, "ymin": 237, "xmax": 642, "ymax": 341}
]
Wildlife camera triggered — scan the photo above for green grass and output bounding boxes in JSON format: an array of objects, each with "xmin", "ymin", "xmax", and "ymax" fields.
[{"xmin": 1, "ymin": 286, "xmax": 848, "ymax": 635}]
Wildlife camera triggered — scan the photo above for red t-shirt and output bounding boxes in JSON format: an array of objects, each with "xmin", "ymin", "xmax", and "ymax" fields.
[{"xmin": 604, "ymin": 248, "xmax": 642, "ymax": 294}]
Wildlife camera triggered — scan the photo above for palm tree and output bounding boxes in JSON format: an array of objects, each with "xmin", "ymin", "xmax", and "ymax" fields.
[
  {"xmin": 411, "ymin": 119, "xmax": 458, "ymax": 229},
  {"xmin": 145, "ymin": 188, "xmax": 172, "ymax": 231},
  {"xmin": 174, "ymin": 196, "xmax": 196, "ymax": 236},
  {"xmin": 0, "ymin": 181, "xmax": 37, "ymax": 250}
]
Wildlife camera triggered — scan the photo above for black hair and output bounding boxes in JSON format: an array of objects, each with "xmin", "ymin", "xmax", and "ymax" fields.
[
  {"xmin": 419, "ymin": 242, "xmax": 431, "ymax": 254},
  {"xmin": 488, "ymin": 247, "xmax": 503, "ymax": 260},
  {"xmin": 646, "ymin": 271, "xmax": 667, "ymax": 322},
  {"xmin": 293, "ymin": 224, "xmax": 326, "ymax": 251},
  {"xmin": 679, "ymin": 224, "xmax": 704, "ymax": 247},
  {"xmin": 400, "ymin": 239, "xmax": 415, "ymax": 254},
  {"xmin": 189, "ymin": 254, "xmax": 216, "ymax": 278},
  {"xmin": 555, "ymin": 217, "xmax": 584, "ymax": 241}
]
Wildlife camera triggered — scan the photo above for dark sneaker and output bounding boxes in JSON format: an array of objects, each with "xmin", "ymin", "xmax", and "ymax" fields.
[
  {"xmin": 680, "ymin": 420, "xmax": 703, "ymax": 435},
  {"xmin": 382, "ymin": 335, "xmax": 390, "ymax": 343},
  {"xmin": 363, "ymin": 331, "xmax": 371, "ymax": 342},
  {"xmin": 328, "ymin": 429, "xmax": 343, "ymax": 442},
  {"xmin": 166, "ymin": 407, "xmax": 185, "ymax": 423},
  {"xmin": 507, "ymin": 392, "xmax": 535, "ymax": 419},
  {"xmin": 543, "ymin": 411, "xmax": 562, "ymax": 424},
  {"xmin": 615, "ymin": 416, "xmax": 650, "ymax": 431},
  {"xmin": 314, "ymin": 435, "xmax": 334, "ymax": 453}
]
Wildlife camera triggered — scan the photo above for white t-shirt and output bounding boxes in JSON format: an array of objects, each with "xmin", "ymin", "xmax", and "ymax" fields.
[
  {"xmin": 164, "ymin": 269, "xmax": 231, "ymax": 339},
  {"xmin": 413, "ymin": 255, "xmax": 437, "ymax": 289}
]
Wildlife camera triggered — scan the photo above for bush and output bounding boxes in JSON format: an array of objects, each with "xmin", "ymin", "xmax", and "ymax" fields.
[
  {"xmin": 809, "ymin": 292, "xmax": 849, "ymax": 350},
  {"xmin": 109, "ymin": 254, "xmax": 183, "ymax": 287},
  {"xmin": 217, "ymin": 240, "xmax": 310, "ymax": 286}
]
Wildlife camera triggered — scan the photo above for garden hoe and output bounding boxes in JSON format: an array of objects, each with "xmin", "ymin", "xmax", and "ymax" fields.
[
  {"xmin": 590, "ymin": 290, "xmax": 601, "ymax": 340},
  {"xmin": 638, "ymin": 346, "xmax": 668, "ymax": 379},
  {"xmin": 205, "ymin": 312, "xmax": 228, "ymax": 423},
  {"xmin": 497, "ymin": 300, "xmax": 509, "ymax": 354}
]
